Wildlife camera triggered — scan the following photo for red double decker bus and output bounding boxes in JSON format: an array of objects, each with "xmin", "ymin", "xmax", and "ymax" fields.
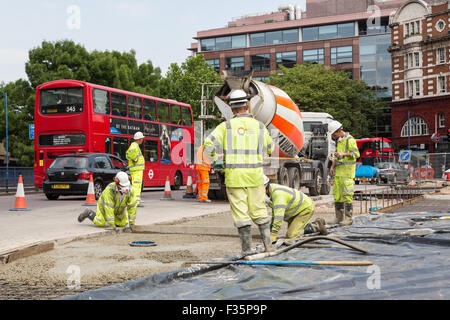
[
  {"xmin": 34, "ymin": 79, "xmax": 195, "ymax": 189},
  {"xmin": 356, "ymin": 137, "xmax": 395, "ymax": 165}
]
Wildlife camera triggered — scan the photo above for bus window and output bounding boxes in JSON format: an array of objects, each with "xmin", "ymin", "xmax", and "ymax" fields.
[
  {"xmin": 113, "ymin": 137, "xmax": 129, "ymax": 160},
  {"xmin": 170, "ymin": 104, "xmax": 181, "ymax": 125},
  {"xmin": 93, "ymin": 89, "xmax": 110, "ymax": 115},
  {"xmin": 143, "ymin": 98, "xmax": 156, "ymax": 121},
  {"xmin": 157, "ymin": 101, "xmax": 170, "ymax": 124},
  {"xmin": 40, "ymin": 87, "xmax": 83, "ymax": 114},
  {"xmin": 111, "ymin": 93, "xmax": 127, "ymax": 117},
  {"xmin": 128, "ymin": 95, "xmax": 142, "ymax": 119},
  {"xmin": 105, "ymin": 137, "xmax": 112, "ymax": 154},
  {"xmin": 182, "ymin": 107, "xmax": 192, "ymax": 127},
  {"xmin": 145, "ymin": 140, "xmax": 159, "ymax": 163}
]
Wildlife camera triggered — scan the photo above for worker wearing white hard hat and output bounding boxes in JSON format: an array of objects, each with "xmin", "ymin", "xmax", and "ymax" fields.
[
  {"xmin": 329, "ymin": 121, "xmax": 360, "ymax": 226},
  {"xmin": 78, "ymin": 172, "xmax": 139, "ymax": 231},
  {"xmin": 126, "ymin": 132, "xmax": 145, "ymax": 207}
]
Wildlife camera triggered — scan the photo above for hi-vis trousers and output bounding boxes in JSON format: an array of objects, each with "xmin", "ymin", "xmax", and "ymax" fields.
[
  {"xmin": 332, "ymin": 176, "xmax": 355, "ymax": 204},
  {"xmin": 196, "ymin": 167, "xmax": 210, "ymax": 201}
]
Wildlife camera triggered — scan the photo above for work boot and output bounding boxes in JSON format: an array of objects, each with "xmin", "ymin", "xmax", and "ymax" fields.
[
  {"xmin": 237, "ymin": 225, "xmax": 253, "ymax": 256},
  {"xmin": 341, "ymin": 203, "xmax": 353, "ymax": 226},
  {"xmin": 331, "ymin": 203, "xmax": 345, "ymax": 224},
  {"xmin": 304, "ymin": 218, "xmax": 328, "ymax": 235},
  {"xmin": 78, "ymin": 209, "xmax": 95, "ymax": 223},
  {"xmin": 258, "ymin": 222, "xmax": 275, "ymax": 253}
]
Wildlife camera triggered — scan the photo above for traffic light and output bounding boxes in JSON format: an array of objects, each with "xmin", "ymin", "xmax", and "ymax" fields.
[{"xmin": 447, "ymin": 128, "xmax": 450, "ymax": 141}]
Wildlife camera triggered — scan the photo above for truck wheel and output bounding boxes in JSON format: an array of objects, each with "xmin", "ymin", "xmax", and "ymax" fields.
[
  {"xmin": 288, "ymin": 167, "xmax": 301, "ymax": 190},
  {"xmin": 278, "ymin": 167, "xmax": 289, "ymax": 187},
  {"xmin": 308, "ymin": 168, "xmax": 322, "ymax": 197},
  {"xmin": 320, "ymin": 168, "xmax": 331, "ymax": 195}
]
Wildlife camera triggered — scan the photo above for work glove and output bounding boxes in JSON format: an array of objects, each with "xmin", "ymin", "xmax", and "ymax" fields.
[{"xmin": 270, "ymin": 233, "xmax": 278, "ymax": 243}]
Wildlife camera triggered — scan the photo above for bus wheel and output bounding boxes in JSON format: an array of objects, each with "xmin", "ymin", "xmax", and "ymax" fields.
[
  {"xmin": 172, "ymin": 171, "xmax": 182, "ymax": 190},
  {"xmin": 45, "ymin": 193, "xmax": 60, "ymax": 200}
]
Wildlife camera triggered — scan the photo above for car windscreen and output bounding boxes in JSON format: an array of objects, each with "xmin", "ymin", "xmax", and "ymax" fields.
[
  {"xmin": 375, "ymin": 163, "xmax": 390, "ymax": 169},
  {"xmin": 303, "ymin": 121, "xmax": 322, "ymax": 132},
  {"xmin": 40, "ymin": 87, "xmax": 84, "ymax": 114},
  {"xmin": 49, "ymin": 157, "xmax": 88, "ymax": 169}
]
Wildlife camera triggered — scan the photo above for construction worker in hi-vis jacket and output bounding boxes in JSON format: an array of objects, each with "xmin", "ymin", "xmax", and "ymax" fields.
[
  {"xmin": 126, "ymin": 132, "xmax": 145, "ymax": 207},
  {"xmin": 329, "ymin": 121, "xmax": 360, "ymax": 226},
  {"xmin": 203, "ymin": 89, "xmax": 274, "ymax": 255}
]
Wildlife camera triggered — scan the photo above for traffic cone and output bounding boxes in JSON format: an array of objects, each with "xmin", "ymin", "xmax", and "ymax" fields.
[
  {"xmin": 183, "ymin": 171, "xmax": 195, "ymax": 199},
  {"xmin": 9, "ymin": 175, "xmax": 31, "ymax": 211},
  {"xmin": 160, "ymin": 176, "xmax": 174, "ymax": 201},
  {"xmin": 82, "ymin": 173, "xmax": 97, "ymax": 206}
]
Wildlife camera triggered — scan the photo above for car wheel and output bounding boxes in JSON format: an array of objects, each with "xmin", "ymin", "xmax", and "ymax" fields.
[
  {"xmin": 94, "ymin": 180, "xmax": 103, "ymax": 200},
  {"xmin": 45, "ymin": 193, "xmax": 60, "ymax": 200}
]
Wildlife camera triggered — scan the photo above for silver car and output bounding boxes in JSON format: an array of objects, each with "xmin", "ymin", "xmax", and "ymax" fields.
[{"xmin": 374, "ymin": 162, "xmax": 410, "ymax": 184}]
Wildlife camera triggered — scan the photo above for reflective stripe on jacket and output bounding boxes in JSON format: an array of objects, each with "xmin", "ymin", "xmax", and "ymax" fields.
[
  {"xmin": 126, "ymin": 142, "xmax": 145, "ymax": 172},
  {"xmin": 333, "ymin": 134, "xmax": 360, "ymax": 179},
  {"xmin": 98, "ymin": 182, "xmax": 139, "ymax": 225},
  {"xmin": 203, "ymin": 114, "xmax": 273, "ymax": 187}
]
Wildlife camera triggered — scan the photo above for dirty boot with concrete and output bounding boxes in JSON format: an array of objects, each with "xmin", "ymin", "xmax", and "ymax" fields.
[
  {"xmin": 341, "ymin": 203, "xmax": 354, "ymax": 226},
  {"xmin": 78, "ymin": 209, "xmax": 95, "ymax": 223},
  {"xmin": 304, "ymin": 218, "xmax": 328, "ymax": 235},
  {"xmin": 332, "ymin": 202, "xmax": 345, "ymax": 224},
  {"xmin": 238, "ymin": 225, "xmax": 253, "ymax": 256},
  {"xmin": 258, "ymin": 222, "xmax": 275, "ymax": 253}
]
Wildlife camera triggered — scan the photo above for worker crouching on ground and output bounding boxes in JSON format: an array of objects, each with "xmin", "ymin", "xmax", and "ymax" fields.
[
  {"xmin": 78, "ymin": 172, "xmax": 139, "ymax": 231},
  {"xmin": 195, "ymin": 145, "xmax": 212, "ymax": 203},
  {"xmin": 264, "ymin": 175, "xmax": 327, "ymax": 243},
  {"xmin": 329, "ymin": 121, "xmax": 360, "ymax": 226},
  {"xmin": 204, "ymin": 89, "xmax": 274, "ymax": 255},
  {"xmin": 126, "ymin": 131, "xmax": 145, "ymax": 207}
]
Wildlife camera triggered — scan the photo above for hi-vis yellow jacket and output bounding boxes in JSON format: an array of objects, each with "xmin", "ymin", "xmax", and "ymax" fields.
[
  {"xmin": 204, "ymin": 114, "xmax": 273, "ymax": 188},
  {"xmin": 126, "ymin": 142, "xmax": 145, "ymax": 173},
  {"xmin": 97, "ymin": 182, "xmax": 139, "ymax": 226},
  {"xmin": 333, "ymin": 133, "xmax": 360, "ymax": 179}
]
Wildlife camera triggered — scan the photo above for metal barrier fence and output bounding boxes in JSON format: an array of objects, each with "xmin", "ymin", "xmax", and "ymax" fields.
[
  {"xmin": 394, "ymin": 152, "xmax": 450, "ymax": 182},
  {"xmin": 0, "ymin": 167, "xmax": 35, "ymax": 190}
]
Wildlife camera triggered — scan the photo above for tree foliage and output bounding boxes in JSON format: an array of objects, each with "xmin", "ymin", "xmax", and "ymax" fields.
[{"xmin": 269, "ymin": 64, "xmax": 384, "ymax": 138}]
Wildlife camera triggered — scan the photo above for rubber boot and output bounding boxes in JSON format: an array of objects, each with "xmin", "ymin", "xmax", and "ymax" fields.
[
  {"xmin": 258, "ymin": 222, "xmax": 275, "ymax": 253},
  {"xmin": 237, "ymin": 225, "xmax": 253, "ymax": 255},
  {"xmin": 332, "ymin": 202, "xmax": 345, "ymax": 224},
  {"xmin": 304, "ymin": 218, "xmax": 328, "ymax": 235},
  {"xmin": 341, "ymin": 203, "xmax": 354, "ymax": 226},
  {"xmin": 78, "ymin": 209, "xmax": 95, "ymax": 223}
]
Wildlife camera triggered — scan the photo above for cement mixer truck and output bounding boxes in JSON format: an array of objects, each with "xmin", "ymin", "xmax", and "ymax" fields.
[{"xmin": 200, "ymin": 71, "xmax": 334, "ymax": 199}]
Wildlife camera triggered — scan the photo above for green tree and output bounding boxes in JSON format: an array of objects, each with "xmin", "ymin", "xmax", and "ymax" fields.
[
  {"xmin": 269, "ymin": 64, "xmax": 382, "ymax": 138},
  {"xmin": 160, "ymin": 55, "xmax": 221, "ymax": 119}
]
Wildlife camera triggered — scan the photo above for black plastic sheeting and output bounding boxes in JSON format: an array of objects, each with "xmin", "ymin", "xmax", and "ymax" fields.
[{"xmin": 67, "ymin": 209, "xmax": 450, "ymax": 300}]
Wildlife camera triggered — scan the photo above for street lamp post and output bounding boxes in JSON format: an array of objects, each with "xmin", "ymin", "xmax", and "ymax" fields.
[{"xmin": 1, "ymin": 91, "xmax": 8, "ymax": 193}]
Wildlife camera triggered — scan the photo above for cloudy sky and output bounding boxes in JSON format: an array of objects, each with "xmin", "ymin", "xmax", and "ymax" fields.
[{"xmin": 0, "ymin": 0, "xmax": 306, "ymax": 84}]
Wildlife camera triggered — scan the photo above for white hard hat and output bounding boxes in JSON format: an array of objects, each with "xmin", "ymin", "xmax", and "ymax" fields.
[
  {"xmin": 226, "ymin": 89, "xmax": 249, "ymax": 108},
  {"xmin": 134, "ymin": 132, "xmax": 144, "ymax": 140},
  {"xmin": 115, "ymin": 171, "xmax": 130, "ymax": 187},
  {"xmin": 263, "ymin": 175, "xmax": 270, "ymax": 187},
  {"xmin": 328, "ymin": 121, "xmax": 343, "ymax": 135}
]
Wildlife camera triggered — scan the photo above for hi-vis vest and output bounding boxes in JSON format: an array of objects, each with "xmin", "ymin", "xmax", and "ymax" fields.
[
  {"xmin": 268, "ymin": 183, "xmax": 310, "ymax": 234},
  {"xmin": 98, "ymin": 182, "xmax": 139, "ymax": 226},
  {"xmin": 195, "ymin": 145, "xmax": 211, "ymax": 170},
  {"xmin": 333, "ymin": 134, "xmax": 360, "ymax": 179},
  {"xmin": 204, "ymin": 114, "xmax": 273, "ymax": 188},
  {"xmin": 126, "ymin": 142, "xmax": 145, "ymax": 172}
]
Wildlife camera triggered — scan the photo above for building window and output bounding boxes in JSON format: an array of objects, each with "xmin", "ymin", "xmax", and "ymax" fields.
[
  {"xmin": 253, "ymin": 76, "xmax": 270, "ymax": 82},
  {"xmin": 250, "ymin": 33, "xmax": 266, "ymax": 47},
  {"xmin": 303, "ymin": 48, "xmax": 324, "ymax": 64},
  {"xmin": 436, "ymin": 19, "xmax": 446, "ymax": 32},
  {"xmin": 232, "ymin": 35, "xmax": 247, "ymax": 49},
  {"xmin": 401, "ymin": 117, "xmax": 429, "ymax": 137},
  {"xmin": 319, "ymin": 24, "xmax": 337, "ymax": 40},
  {"xmin": 438, "ymin": 76, "xmax": 446, "ymax": 93},
  {"xmin": 250, "ymin": 54, "xmax": 271, "ymax": 71},
  {"xmin": 439, "ymin": 113, "xmax": 445, "ymax": 128},
  {"xmin": 437, "ymin": 48, "xmax": 446, "ymax": 64},
  {"xmin": 415, "ymin": 80, "xmax": 420, "ymax": 96},
  {"xmin": 302, "ymin": 26, "xmax": 319, "ymax": 41},
  {"xmin": 414, "ymin": 52, "xmax": 420, "ymax": 67},
  {"xmin": 249, "ymin": 29, "xmax": 298, "ymax": 47},
  {"xmin": 406, "ymin": 80, "xmax": 420, "ymax": 97},
  {"xmin": 404, "ymin": 20, "xmax": 421, "ymax": 37},
  {"xmin": 215, "ymin": 36, "xmax": 232, "ymax": 50},
  {"xmin": 225, "ymin": 56, "xmax": 245, "ymax": 71},
  {"xmin": 200, "ymin": 35, "xmax": 247, "ymax": 51},
  {"xmin": 302, "ymin": 22, "xmax": 354, "ymax": 41},
  {"xmin": 200, "ymin": 38, "xmax": 215, "ymax": 51},
  {"xmin": 276, "ymin": 51, "xmax": 297, "ymax": 69},
  {"xmin": 331, "ymin": 46, "xmax": 353, "ymax": 65},
  {"xmin": 205, "ymin": 59, "xmax": 220, "ymax": 72}
]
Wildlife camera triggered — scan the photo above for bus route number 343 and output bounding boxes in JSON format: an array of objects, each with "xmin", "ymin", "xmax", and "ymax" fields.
[{"xmin": 226, "ymin": 304, "xmax": 267, "ymax": 315}]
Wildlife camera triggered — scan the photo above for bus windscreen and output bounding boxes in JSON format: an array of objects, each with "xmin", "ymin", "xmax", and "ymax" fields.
[{"xmin": 40, "ymin": 87, "xmax": 83, "ymax": 114}]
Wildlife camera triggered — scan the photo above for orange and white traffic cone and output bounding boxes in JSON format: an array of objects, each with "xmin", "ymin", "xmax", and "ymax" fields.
[
  {"xmin": 160, "ymin": 176, "xmax": 174, "ymax": 201},
  {"xmin": 9, "ymin": 175, "xmax": 31, "ymax": 212},
  {"xmin": 82, "ymin": 173, "xmax": 97, "ymax": 206},
  {"xmin": 183, "ymin": 171, "xmax": 195, "ymax": 199}
]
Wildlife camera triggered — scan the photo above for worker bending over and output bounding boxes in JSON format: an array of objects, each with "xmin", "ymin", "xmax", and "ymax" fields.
[
  {"xmin": 329, "ymin": 121, "xmax": 360, "ymax": 226},
  {"xmin": 77, "ymin": 172, "xmax": 139, "ymax": 231},
  {"xmin": 204, "ymin": 89, "xmax": 274, "ymax": 255},
  {"xmin": 264, "ymin": 176, "xmax": 327, "ymax": 243},
  {"xmin": 126, "ymin": 132, "xmax": 145, "ymax": 207}
]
